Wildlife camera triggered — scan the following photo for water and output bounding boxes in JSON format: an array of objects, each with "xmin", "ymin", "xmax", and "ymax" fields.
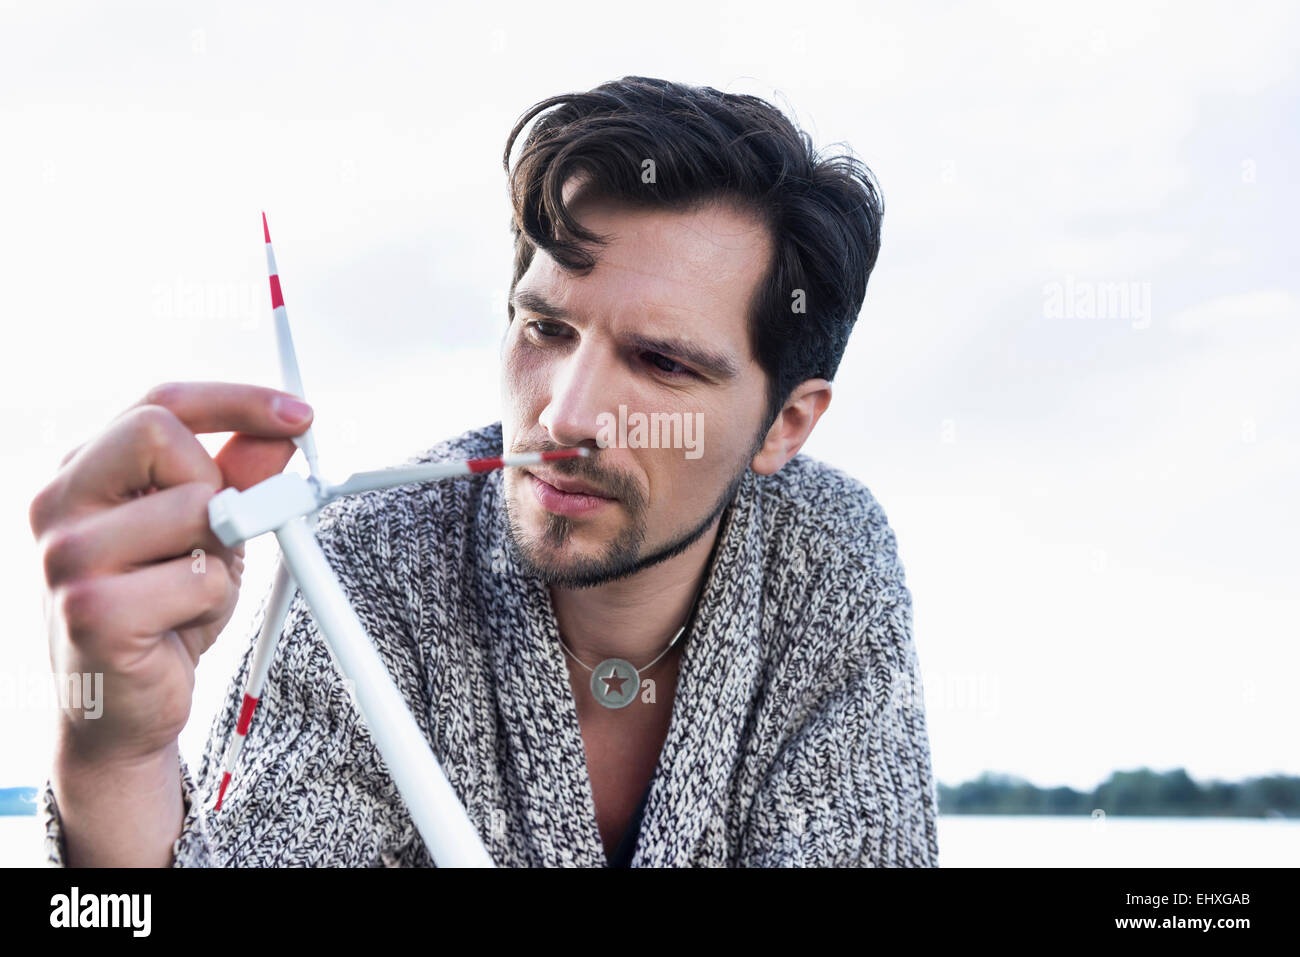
[
  {"xmin": 0, "ymin": 815, "xmax": 45, "ymax": 867},
  {"xmin": 937, "ymin": 815, "xmax": 1300, "ymax": 867},
  {"xmin": 4, "ymin": 813, "xmax": 1296, "ymax": 867}
]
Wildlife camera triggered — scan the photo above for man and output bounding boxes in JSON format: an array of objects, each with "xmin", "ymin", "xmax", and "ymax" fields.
[{"xmin": 32, "ymin": 76, "xmax": 939, "ymax": 867}]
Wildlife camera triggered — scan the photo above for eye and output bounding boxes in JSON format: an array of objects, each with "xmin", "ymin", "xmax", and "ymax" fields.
[
  {"xmin": 526, "ymin": 320, "xmax": 568, "ymax": 340},
  {"xmin": 643, "ymin": 352, "xmax": 693, "ymax": 378}
]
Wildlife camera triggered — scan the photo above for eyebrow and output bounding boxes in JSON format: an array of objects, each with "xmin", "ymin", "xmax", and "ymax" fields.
[
  {"xmin": 510, "ymin": 289, "xmax": 569, "ymax": 322},
  {"xmin": 509, "ymin": 289, "xmax": 741, "ymax": 381}
]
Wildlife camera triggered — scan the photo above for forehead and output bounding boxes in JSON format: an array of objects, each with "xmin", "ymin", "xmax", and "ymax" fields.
[{"xmin": 517, "ymin": 194, "xmax": 773, "ymax": 352}]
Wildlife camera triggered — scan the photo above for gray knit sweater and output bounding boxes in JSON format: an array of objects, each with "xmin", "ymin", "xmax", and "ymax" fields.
[{"xmin": 39, "ymin": 421, "xmax": 939, "ymax": 867}]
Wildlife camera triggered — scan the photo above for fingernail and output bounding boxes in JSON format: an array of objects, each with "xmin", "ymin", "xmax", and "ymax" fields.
[{"xmin": 273, "ymin": 395, "xmax": 313, "ymax": 424}]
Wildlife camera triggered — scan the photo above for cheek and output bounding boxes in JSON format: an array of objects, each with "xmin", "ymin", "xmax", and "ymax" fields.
[
  {"xmin": 642, "ymin": 443, "xmax": 727, "ymax": 513},
  {"xmin": 702, "ymin": 390, "xmax": 763, "ymax": 463},
  {"xmin": 502, "ymin": 336, "xmax": 550, "ymax": 416}
]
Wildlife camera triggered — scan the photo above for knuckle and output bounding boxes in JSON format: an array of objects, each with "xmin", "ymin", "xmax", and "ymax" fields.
[
  {"xmin": 128, "ymin": 404, "xmax": 181, "ymax": 454},
  {"xmin": 142, "ymin": 381, "xmax": 182, "ymax": 409},
  {"xmin": 179, "ymin": 453, "xmax": 223, "ymax": 492},
  {"xmin": 28, "ymin": 483, "xmax": 58, "ymax": 537},
  {"xmin": 40, "ymin": 525, "xmax": 84, "ymax": 585},
  {"xmin": 55, "ymin": 579, "xmax": 103, "ymax": 641}
]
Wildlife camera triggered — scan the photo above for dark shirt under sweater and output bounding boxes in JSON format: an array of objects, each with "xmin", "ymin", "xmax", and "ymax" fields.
[{"xmin": 608, "ymin": 782, "xmax": 653, "ymax": 868}]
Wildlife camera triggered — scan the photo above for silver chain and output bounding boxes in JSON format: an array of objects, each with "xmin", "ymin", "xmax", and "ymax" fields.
[{"xmin": 558, "ymin": 623, "xmax": 687, "ymax": 674}]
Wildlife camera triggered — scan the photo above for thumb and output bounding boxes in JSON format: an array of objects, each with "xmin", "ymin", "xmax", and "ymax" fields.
[{"xmin": 214, "ymin": 434, "xmax": 300, "ymax": 492}]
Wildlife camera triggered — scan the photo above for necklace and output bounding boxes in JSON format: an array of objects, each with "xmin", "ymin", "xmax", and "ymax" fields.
[
  {"xmin": 559, "ymin": 624, "xmax": 685, "ymax": 709},
  {"xmin": 557, "ymin": 535, "xmax": 717, "ymax": 709}
]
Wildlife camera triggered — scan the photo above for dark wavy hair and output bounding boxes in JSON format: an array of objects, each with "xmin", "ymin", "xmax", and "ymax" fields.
[{"xmin": 502, "ymin": 75, "xmax": 884, "ymax": 435}]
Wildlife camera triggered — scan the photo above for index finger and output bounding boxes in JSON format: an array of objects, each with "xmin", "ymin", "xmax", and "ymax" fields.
[
  {"xmin": 121, "ymin": 381, "xmax": 314, "ymax": 437},
  {"xmin": 54, "ymin": 380, "xmax": 314, "ymax": 480}
]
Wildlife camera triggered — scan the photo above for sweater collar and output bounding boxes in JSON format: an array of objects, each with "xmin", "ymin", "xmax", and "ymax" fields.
[{"xmin": 476, "ymin": 458, "xmax": 766, "ymax": 866}]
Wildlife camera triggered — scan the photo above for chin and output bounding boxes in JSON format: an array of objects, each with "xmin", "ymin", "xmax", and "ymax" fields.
[{"xmin": 504, "ymin": 495, "xmax": 649, "ymax": 590}]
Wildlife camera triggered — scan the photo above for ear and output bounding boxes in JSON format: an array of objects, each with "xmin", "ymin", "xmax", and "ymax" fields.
[{"xmin": 750, "ymin": 379, "xmax": 832, "ymax": 475}]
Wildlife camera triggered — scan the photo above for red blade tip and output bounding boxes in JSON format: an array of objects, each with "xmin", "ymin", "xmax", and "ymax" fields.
[
  {"xmin": 262, "ymin": 211, "xmax": 271, "ymax": 244},
  {"xmin": 540, "ymin": 448, "xmax": 590, "ymax": 461}
]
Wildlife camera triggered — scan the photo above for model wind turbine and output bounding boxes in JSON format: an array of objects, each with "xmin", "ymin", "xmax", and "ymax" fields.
[{"xmin": 204, "ymin": 214, "xmax": 587, "ymax": 868}]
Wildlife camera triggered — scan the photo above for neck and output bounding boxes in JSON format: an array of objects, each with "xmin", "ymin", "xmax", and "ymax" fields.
[{"xmin": 551, "ymin": 515, "xmax": 722, "ymax": 666}]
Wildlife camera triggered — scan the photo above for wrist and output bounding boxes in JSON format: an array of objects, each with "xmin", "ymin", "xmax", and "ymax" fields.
[
  {"xmin": 54, "ymin": 728, "xmax": 179, "ymax": 796},
  {"xmin": 51, "ymin": 734, "xmax": 184, "ymax": 868}
]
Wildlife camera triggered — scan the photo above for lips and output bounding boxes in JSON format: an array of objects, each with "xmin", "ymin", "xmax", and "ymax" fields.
[
  {"xmin": 525, "ymin": 470, "xmax": 616, "ymax": 518},
  {"xmin": 527, "ymin": 469, "xmax": 614, "ymax": 499}
]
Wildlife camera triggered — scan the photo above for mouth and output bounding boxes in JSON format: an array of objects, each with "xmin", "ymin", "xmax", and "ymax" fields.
[{"xmin": 525, "ymin": 469, "xmax": 616, "ymax": 517}]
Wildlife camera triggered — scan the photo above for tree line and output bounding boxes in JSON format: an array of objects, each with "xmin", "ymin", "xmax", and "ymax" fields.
[{"xmin": 938, "ymin": 768, "xmax": 1299, "ymax": 817}]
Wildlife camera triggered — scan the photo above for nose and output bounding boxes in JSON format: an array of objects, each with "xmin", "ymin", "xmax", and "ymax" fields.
[{"xmin": 538, "ymin": 341, "xmax": 621, "ymax": 450}]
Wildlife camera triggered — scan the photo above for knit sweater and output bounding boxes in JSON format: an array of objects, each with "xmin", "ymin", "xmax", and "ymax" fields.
[{"xmin": 39, "ymin": 421, "xmax": 940, "ymax": 867}]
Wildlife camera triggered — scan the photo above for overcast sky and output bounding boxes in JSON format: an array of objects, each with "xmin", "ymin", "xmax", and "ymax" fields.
[{"xmin": 2, "ymin": 0, "xmax": 1296, "ymax": 794}]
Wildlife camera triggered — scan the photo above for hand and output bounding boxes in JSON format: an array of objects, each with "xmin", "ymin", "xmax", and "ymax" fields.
[{"xmin": 30, "ymin": 381, "xmax": 315, "ymax": 767}]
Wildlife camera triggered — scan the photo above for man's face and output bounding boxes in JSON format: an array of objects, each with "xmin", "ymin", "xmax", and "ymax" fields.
[{"xmin": 499, "ymin": 191, "xmax": 774, "ymax": 588}]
